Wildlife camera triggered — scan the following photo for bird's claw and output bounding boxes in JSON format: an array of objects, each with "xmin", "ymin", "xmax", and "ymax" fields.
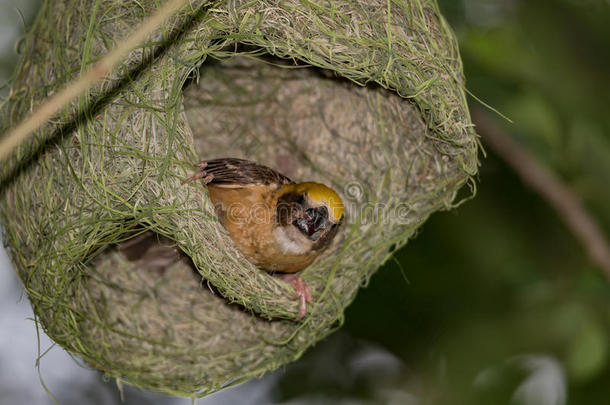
[{"xmin": 277, "ymin": 274, "xmax": 311, "ymax": 321}]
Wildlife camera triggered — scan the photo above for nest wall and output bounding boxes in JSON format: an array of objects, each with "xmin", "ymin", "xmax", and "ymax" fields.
[{"xmin": 0, "ymin": 0, "xmax": 478, "ymax": 396}]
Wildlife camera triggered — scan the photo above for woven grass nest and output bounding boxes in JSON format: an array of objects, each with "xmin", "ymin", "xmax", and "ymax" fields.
[{"xmin": 0, "ymin": 0, "xmax": 478, "ymax": 397}]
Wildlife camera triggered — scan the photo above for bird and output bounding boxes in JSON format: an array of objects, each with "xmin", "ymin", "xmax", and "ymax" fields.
[{"xmin": 182, "ymin": 158, "xmax": 344, "ymax": 319}]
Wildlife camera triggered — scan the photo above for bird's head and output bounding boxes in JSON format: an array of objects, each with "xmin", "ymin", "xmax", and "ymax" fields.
[{"xmin": 277, "ymin": 182, "xmax": 344, "ymax": 244}]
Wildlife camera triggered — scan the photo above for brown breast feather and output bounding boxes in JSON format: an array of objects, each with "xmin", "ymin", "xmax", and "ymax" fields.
[{"xmin": 207, "ymin": 184, "xmax": 316, "ymax": 272}]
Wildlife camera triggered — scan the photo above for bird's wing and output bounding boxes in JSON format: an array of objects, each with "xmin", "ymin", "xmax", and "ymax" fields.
[{"xmin": 203, "ymin": 158, "xmax": 293, "ymax": 187}]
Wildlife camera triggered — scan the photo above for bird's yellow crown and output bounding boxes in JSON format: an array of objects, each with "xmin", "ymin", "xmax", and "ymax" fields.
[{"xmin": 295, "ymin": 182, "xmax": 345, "ymax": 223}]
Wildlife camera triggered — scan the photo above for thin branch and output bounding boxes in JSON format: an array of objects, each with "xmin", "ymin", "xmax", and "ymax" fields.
[
  {"xmin": 0, "ymin": 0, "xmax": 191, "ymax": 162},
  {"xmin": 472, "ymin": 107, "xmax": 610, "ymax": 281}
]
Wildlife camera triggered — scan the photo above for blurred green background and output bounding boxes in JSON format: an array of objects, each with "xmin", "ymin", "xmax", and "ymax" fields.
[{"xmin": 1, "ymin": 0, "xmax": 609, "ymax": 404}]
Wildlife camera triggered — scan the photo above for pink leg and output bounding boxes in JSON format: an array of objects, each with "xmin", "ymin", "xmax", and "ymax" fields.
[
  {"xmin": 182, "ymin": 162, "xmax": 214, "ymax": 185},
  {"xmin": 277, "ymin": 274, "xmax": 312, "ymax": 320}
]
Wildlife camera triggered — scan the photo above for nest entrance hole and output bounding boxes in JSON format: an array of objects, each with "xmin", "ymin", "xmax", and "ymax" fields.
[{"xmin": 181, "ymin": 48, "xmax": 427, "ymax": 184}]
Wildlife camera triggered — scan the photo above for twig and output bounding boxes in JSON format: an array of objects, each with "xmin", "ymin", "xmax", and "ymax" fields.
[
  {"xmin": 0, "ymin": 0, "xmax": 191, "ymax": 162},
  {"xmin": 472, "ymin": 107, "xmax": 610, "ymax": 281}
]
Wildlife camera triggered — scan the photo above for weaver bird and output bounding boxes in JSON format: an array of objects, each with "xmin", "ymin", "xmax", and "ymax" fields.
[{"xmin": 183, "ymin": 158, "xmax": 344, "ymax": 319}]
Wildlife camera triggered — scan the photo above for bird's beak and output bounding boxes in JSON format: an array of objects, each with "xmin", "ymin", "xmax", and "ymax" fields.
[{"xmin": 293, "ymin": 206, "xmax": 330, "ymax": 241}]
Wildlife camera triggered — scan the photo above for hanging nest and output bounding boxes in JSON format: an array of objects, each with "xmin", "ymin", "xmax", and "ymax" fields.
[{"xmin": 0, "ymin": 0, "xmax": 478, "ymax": 397}]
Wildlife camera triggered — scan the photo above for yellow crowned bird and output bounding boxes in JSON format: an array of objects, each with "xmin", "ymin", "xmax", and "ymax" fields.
[{"xmin": 183, "ymin": 158, "xmax": 344, "ymax": 319}]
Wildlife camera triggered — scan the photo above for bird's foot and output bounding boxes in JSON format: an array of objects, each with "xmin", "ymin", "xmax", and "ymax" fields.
[
  {"xmin": 277, "ymin": 274, "xmax": 312, "ymax": 321},
  {"xmin": 182, "ymin": 161, "xmax": 214, "ymax": 185}
]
